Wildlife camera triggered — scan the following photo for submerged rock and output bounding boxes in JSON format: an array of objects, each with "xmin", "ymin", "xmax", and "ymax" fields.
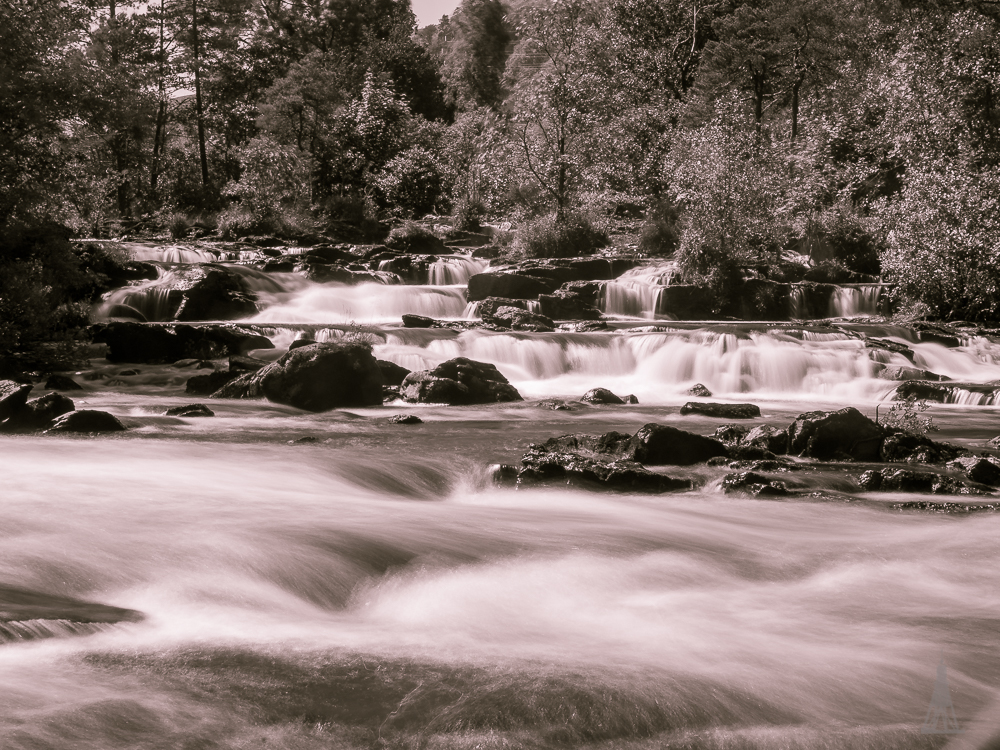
[
  {"xmin": 858, "ymin": 468, "xmax": 986, "ymax": 495},
  {"xmin": 948, "ymin": 456, "xmax": 1000, "ymax": 486},
  {"xmin": 721, "ymin": 471, "xmax": 790, "ymax": 497},
  {"xmin": 482, "ymin": 306, "xmax": 555, "ymax": 332},
  {"xmin": 46, "ymin": 410, "xmax": 127, "ymax": 433},
  {"xmin": 186, "ymin": 370, "xmax": 240, "ymax": 396},
  {"xmin": 880, "ymin": 432, "xmax": 969, "ymax": 464},
  {"xmin": 214, "ymin": 343, "xmax": 384, "ymax": 412},
  {"xmin": 581, "ymin": 388, "xmax": 637, "ymax": 405},
  {"xmin": 787, "ymin": 407, "xmax": 885, "ymax": 461},
  {"xmin": 401, "ymin": 358, "xmax": 522, "ymax": 405},
  {"xmin": 893, "ymin": 381, "xmax": 950, "ymax": 402},
  {"xmin": 388, "ymin": 414, "xmax": 423, "ymax": 425},
  {"xmin": 402, "ymin": 314, "xmax": 435, "ymax": 328},
  {"xmin": 165, "ymin": 404, "xmax": 214, "ymax": 417},
  {"xmin": 680, "ymin": 402, "xmax": 761, "ymax": 419},
  {"xmin": 518, "ymin": 446, "xmax": 692, "ymax": 493},
  {"xmin": 44, "ymin": 374, "xmax": 84, "ymax": 391}
]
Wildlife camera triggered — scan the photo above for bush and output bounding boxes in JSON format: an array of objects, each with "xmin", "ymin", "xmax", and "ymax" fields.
[
  {"xmin": 166, "ymin": 212, "xmax": 191, "ymax": 240},
  {"xmin": 453, "ymin": 199, "xmax": 485, "ymax": 232},
  {"xmin": 385, "ymin": 221, "xmax": 444, "ymax": 254},
  {"xmin": 638, "ymin": 200, "xmax": 681, "ymax": 256},
  {"xmin": 217, "ymin": 206, "xmax": 314, "ymax": 240},
  {"xmin": 513, "ymin": 212, "xmax": 608, "ymax": 259},
  {"xmin": 371, "ymin": 147, "xmax": 447, "ymax": 218}
]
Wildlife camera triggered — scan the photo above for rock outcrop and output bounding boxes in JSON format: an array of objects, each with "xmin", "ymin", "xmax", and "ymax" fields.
[
  {"xmin": 92, "ymin": 322, "xmax": 273, "ymax": 364},
  {"xmin": 400, "ymin": 358, "xmax": 522, "ymax": 405}
]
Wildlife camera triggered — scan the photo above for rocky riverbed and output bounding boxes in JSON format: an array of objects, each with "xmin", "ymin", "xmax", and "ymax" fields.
[{"xmin": 1, "ymin": 237, "xmax": 999, "ymax": 749}]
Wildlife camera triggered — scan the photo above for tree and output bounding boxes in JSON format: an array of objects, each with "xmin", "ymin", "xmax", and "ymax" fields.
[{"xmin": 439, "ymin": 0, "xmax": 513, "ymax": 109}]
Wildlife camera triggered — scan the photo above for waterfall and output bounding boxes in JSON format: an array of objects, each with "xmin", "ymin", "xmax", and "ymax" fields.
[
  {"xmin": 123, "ymin": 242, "xmax": 218, "ymax": 263},
  {"xmin": 600, "ymin": 262, "xmax": 676, "ymax": 318},
  {"xmin": 250, "ymin": 283, "xmax": 470, "ymax": 324},
  {"xmin": 828, "ymin": 285, "xmax": 882, "ymax": 317},
  {"xmin": 428, "ymin": 256, "xmax": 489, "ymax": 286}
]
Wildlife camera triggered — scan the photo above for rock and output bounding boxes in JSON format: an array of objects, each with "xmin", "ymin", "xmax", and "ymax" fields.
[
  {"xmin": 581, "ymin": 388, "xmax": 631, "ymax": 405},
  {"xmin": 536, "ymin": 285, "xmax": 602, "ymax": 320},
  {"xmin": 290, "ymin": 436, "xmax": 318, "ymax": 444},
  {"xmin": 948, "ymin": 456, "xmax": 1000, "ymax": 486},
  {"xmin": 164, "ymin": 404, "xmax": 214, "ymax": 417},
  {"xmin": 1, "ymin": 393, "xmax": 75, "ymax": 432},
  {"xmin": 118, "ymin": 369, "xmax": 140, "ymax": 376},
  {"xmin": 518, "ymin": 446, "xmax": 692, "ymax": 493},
  {"xmin": 474, "ymin": 297, "xmax": 529, "ymax": 319},
  {"xmin": 880, "ymin": 432, "xmax": 969, "ymax": 464},
  {"xmin": 46, "ymin": 410, "xmax": 127, "ymax": 433},
  {"xmin": 0, "ymin": 380, "xmax": 33, "ymax": 421},
  {"xmin": 878, "ymin": 366, "xmax": 949, "ymax": 382},
  {"xmin": 558, "ymin": 320, "xmax": 609, "ymax": 332},
  {"xmin": 173, "ymin": 266, "xmax": 258, "ymax": 321},
  {"xmin": 627, "ymin": 423, "xmax": 729, "ymax": 466},
  {"xmin": 102, "ymin": 303, "xmax": 147, "ymax": 322},
  {"xmin": 858, "ymin": 468, "xmax": 984, "ymax": 495},
  {"xmin": 657, "ymin": 285, "xmax": 716, "ymax": 319},
  {"xmin": 44, "ymin": 374, "xmax": 84, "ymax": 391},
  {"xmin": 893, "ymin": 381, "xmax": 949, "ymax": 402},
  {"xmin": 91, "ymin": 322, "xmax": 273, "ymax": 364},
  {"xmin": 382, "ymin": 385, "xmax": 401, "ymax": 402},
  {"xmin": 402, "ymin": 314, "xmax": 436, "ymax": 328},
  {"xmin": 378, "ymin": 360, "xmax": 411, "ymax": 386},
  {"xmin": 213, "ymin": 343, "xmax": 384, "ymax": 412},
  {"xmin": 400, "ymin": 358, "xmax": 522, "ymax": 406},
  {"xmin": 299, "ymin": 262, "xmax": 391, "ymax": 285},
  {"xmin": 488, "ymin": 463, "xmax": 519, "ymax": 485},
  {"xmin": 388, "ymin": 414, "xmax": 423, "ymax": 424},
  {"xmin": 680, "ymin": 402, "xmax": 761, "ymax": 419},
  {"xmin": 744, "ymin": 425, "xmax": 789, "ymax": 454},
  {"xmin": 228, "ymin": 355, "xmax": 269, "ymax": 374},
  {"xmin": 539, "ymin": 431, "xmax": 635, "ymax": 457},
  {"xmin": 713, "ymin": 424, "xmax": 751, "ymax": 444},
  {"xmin": 787, "ymin": 407, "xmax": 885, "ymax": 461},
  {"xmin": 721, "ymin": 471, "xmax": 789, "ymax": 497},
  {"xmin": 483, "ymin": 306, "xmax": 555, "ymax": 332},
  {"xmin": 865, "ymin": 338, "xmax": 916, "ymax": 364},
  {"xmin": 466, "ymin": 273, "xmax": 559, "ymax": 302},
  {"xmin": 186, "ymin": 370, "xmax": 240, "ymax": 396},
  {"xmin": 0, "ymin": 582, "xmax": 143, "ymax": 631},
  {"xmin": 687, "ymin": 383, "xmax": 713, "ymax": 397},
  {"xmin": 288, "ymin": 332, "xmax": 316, "ymax": 351},
  {"xmin": 735, "ymin": 279, "xmax": 791, "ymax": 320}
]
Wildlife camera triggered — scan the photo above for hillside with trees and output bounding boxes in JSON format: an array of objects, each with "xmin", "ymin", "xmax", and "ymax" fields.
[{"xmin": 4, "ymin": 0, "xmax": 1000, "ymax": 368}]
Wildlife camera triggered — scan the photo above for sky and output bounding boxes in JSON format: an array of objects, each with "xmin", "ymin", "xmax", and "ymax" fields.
[{"xmin": 412, "ymin": 0, "xmax": 459, "ymax": 27}]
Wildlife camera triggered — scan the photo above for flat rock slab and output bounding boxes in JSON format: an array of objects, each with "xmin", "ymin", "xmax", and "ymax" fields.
[{"xmin": 680, "ymin": 402, "xmax": 761, "ymax": 419}]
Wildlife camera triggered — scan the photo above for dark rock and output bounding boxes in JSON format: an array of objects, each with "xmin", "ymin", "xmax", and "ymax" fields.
[
  {"xmin": 680, "ymin": 402, "xmax": 761, "ymax": 419},
  {"xmin": 46, "ymin": 410, "xmax": 127, "ymax": 433},
  {"xmin": 400, "ymin": 358, "xmax": 521, "ymax": 406},
  {"xmin": 213, "ymin": 343, "xmax": 384, "ymax": 412},
  {"xmin": 657, "ymin": 285, "xmax": 715, "ymax": 319},
  {"xmin": 483, "ymin": 306, "xmax": 555, "ymax": 332},
  {"xmin": 228, "ymin": 355, "xmax": 269, "ymax": 374},
  {"xmin": 382, "ymin": 385, "xmax": 401, "ymax": 402},
  {"xmin": 881, "ymin": 432, "xmax": 969, "ymax": 464},
  {"xmin": 118, "ymin": 369, "xmax": 140, "ymax": 376},
  {"xmin": 0, "ymin": 381, "xmax": 33, "ymax": 421},
  {"xmin": 948, "ymin": 456, "xmax": 1000, "ymax": 486},
  {"xmin": 518, "ymin": 447, "xmax": 692, "ymax": 493},
  {"xmin": 713, "ymin": 424, "xmax": 751, "ymax": 444},
  {"xmin": 2, "ymin": 393, "xmax": 75, "ymax": 432},
  {"xmin": 859, "ymin": 468, "xmax": 984, "ymax": 495},
  {"xmin": 475, "ymin": 297, "xmax": 528, "ymax": 319},
  {"xmin": 402, "ymin": 314, "xmax": 435, "ymax": 328},
  {"xmin": 385, "ymin": 229, "xmax": 446, "ymax": 254},
  {"xmin": 388, "ymin": 414, "xmax": 423, "ymax": 424},
  {"xmin": 736, "ymin": 279, "xmax": 791, "ymax": 321},
  {"xmin": 301, "ymin": 244, "xmax": 357, "ymax": 264},
  {"xmin": 92, "ymin": 322, "xmax": 273, "ymax": 364},
  {"xmin": 378, "ymin": 360, "xmax": 411, "ymax": 386},
  {"xmin": 288, "ymin": 333, "xmax": 316, "ymax": 351},
  {"xmin": 0, "ymin": 582, "xmax": 143, "ymax": 629},
  {"xmin": 262, "ymin": 259, "xmax": 296, "ymax": 273},
  {"xmin": 467, "ymin": 273, "xmax": 559, "ymax": 302},
  {"xmin": 687, "ymin": 383, "xmax": 713, "ymax": 397},
  {"xmin": 186, "ymin": 370, "xmax": 240, "ymax": 396},
  {"xmin": 164, "ymin": 404, "xmax": 214, "ymax": 417},
  {"xmin": 44, "ymin": 374, "xmax": 84, "ymax": 391},
  {"xmin": 744, "ymin": 424, "xmax": 789, "ymax": 454},
  {"xmin": 581, "ymin": 388, "xmax": 627, "ymax": 405},
  {"xmin": 865, "ymin": 338, "xmax": 916, "ymax": 364},
  {"xmin": 627, "ymin": 423, "xmax": 729, "ymax": 466},
  {"xmin": 472, "ymin": 245, "xmax": 502, "ymax": 259},
  {"xmin": 721, "ymin": 471, "xmax": 789, "ymax": 497},
  {"xmin": 173, "ymin": 266, "xmax": 259, "ymax": 321},
  {"xmin": 893, "ymin": 381, "xmax": 949, "ymax": 402},
  {"xmin": 878, "ymin": 366, "xmax": 949, "ymax": 382},
  {"xmin": 102, "ymin": 303, "xmax": 148, "ymax": 322},
  {"xmin": 488, "ymin": 463, "xmax": 519, "ymax": 485},
  {"xmin": 290, "ymin": 436, "xmax": 318, "ymax": 444},
  {"xmin": 537, "ymin": 283, "xmax": 602, "ymax": 320},
  {"xmin": 299, "ymin": 261, "xmax": 393, "ymax": 285},
  {"xmin": 558, "ymin": 320, "xmax": 609, "ymax": 332},
  {"xmin": 787, "ymin": 407, "xmax": 885, "ymax": 461}
]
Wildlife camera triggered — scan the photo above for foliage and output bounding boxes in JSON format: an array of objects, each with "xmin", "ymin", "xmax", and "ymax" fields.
[
  {"xmin": 453, "ymin": 199, "xmax": 485, "ymax": 232},
  {"xmin": 513, "ymin": 212, "xmax": 608, "ymax": 259},
  {"xmin": 166, "ymin": 212, "xmax": 192, "ymax": 239},
  {"xmin": 385, "ymin": 221, "xmax": 443, "ymax": 253},
  {"xmin": 370, "ymin": 147, "xmax": 447, "ymax": 218},
  {"xmin": 638, "ymin": 199, "xmax": 682, "ymax": 256},
  {"xmin": 223, "ymin": 136, "xmax": 312, "ymax": 215},
  {"xmin": 880, "ymin": 397, "xmax": 938, "ymax": 435}
]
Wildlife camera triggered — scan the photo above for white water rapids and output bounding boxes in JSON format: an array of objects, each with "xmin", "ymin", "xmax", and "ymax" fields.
[{"xmin": 6, "ymin": 243, "xmax": 999, "ymax": 748}]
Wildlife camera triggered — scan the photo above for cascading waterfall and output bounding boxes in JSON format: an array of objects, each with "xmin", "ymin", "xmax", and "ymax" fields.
[
  {"xmin": 601, "ymin": 262, "xmax": 677, "ymax": 318},
  {"xmin": 428, "ymin": 256, "xmax": 489, "ymax": 285},
  {"xmin": 828, "ymin": 285, "xmax": 882, "ymax": 317},
  {"xmin": 123, "ymin": 242, "xmax": 218, "ymax": 263}
]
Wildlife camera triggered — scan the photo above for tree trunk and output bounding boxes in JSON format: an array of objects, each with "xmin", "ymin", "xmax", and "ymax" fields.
[
  {"xmin": 791, "ymin": 81, "xmax": 800, "ymax": 141},
  {"xmin": 109, "ymin": 0, "xmax": 131, "ymax": 218},
  {"xmin": 192, "ymin": 0, "xmax": 209, "ymax": 188},
  {"xmin": 151, "ymin": 0, "xmax": 167, "ymax": 191}
]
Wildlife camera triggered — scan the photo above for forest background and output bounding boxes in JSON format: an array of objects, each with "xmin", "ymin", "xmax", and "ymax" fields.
[{"xmin": 3, "ymin": 0, "xmax": 1000, "ymax": 364}]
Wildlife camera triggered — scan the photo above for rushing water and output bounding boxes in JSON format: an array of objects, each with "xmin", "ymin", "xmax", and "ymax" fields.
[{"xmin": 5, "ymin": 243, "xmax": 999, "ymax": 748}]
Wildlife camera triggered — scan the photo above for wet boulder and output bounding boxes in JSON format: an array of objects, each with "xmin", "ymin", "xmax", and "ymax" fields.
[
  {"xmin": 474, "ymin": 297, "xmax": 528, "ymax": 320},
  {"xmin": 744, "ymin": 424, "xmax": 789, "ymax": 455},
  {"xmin": 401, "ymin": 358, "xmax": 522, "ymax": 406},
  {"xmin": 581, "ymin": 388, "xmax": 637, "ymax": 405},
  {"xmin": 228, "ymin": 354, "xmax": 269, "ymax": 374},
  {"xmin": 626, "ymin": 423, "xmax": 729, "ymax": 466},
  {"xmin": 173, "ymin": 266, "xmax": 258, "ymax": 321},
  {"xmin": 786, "ymin": 407, "xmax": 885, "ymax": 461},
  {"xmin": 0, "ymin": 381, "xmax": 33, "ymax": 421},
  {"xmin": 538, "ymin": 430, "xmax": 634, "ymax": 457},
  {"xmin": 44, "ymin": 374, "xmax": 84, "ymax": 391},
  {"xmin": 878, "ymin": 366, "xmax": 949, "ymax": 382},
  {"xmin": 186, "ymin": 370, "xmax": 240, "ymax": 396},
  {"xmin": 721, "ymin": 471, "xmax": 789, "ymax": 497},
  {"xmin": 680, "ymin": 402, "xmax": 761, "ymax": 419},
  {"xmin": 402, "ymin": 314, "xmax": 436, "ymax": 328},
  {"xmin": 893, "ymin": 381, "xmax": 950, "ymax": 402},
  {"xmin": 2, "ymin": 393, "xmax": 75, "ymax": 432},
  {"xmin": 518, "ymin": 446, "xmax": 692, "ymax": 493},
  {"xmin": 657, "ymin": 285, "xmax": 715, "ymax": 319},
  {"xmin": 164, "ymin": 404, "xmax": 214, "ymax": 417},
  {"xmin": 537, "ymin": 282, "xmax": 602, "ymax": 320},
  {"xmin": 0, "ymin": 582, "xmax": 143, "ymax": 640},
  {"xmin": 687, "ymin": 383, "xmax": 713, "ymax": 397},
  {"xmin": 948, "ymin": 456, "xmax": 1000, "ymax": 486},
  {"xmin": 865, "ymin": 338, "xmax": 916, "ymax": 364},
  {"xmin": 214, "ymin": 342, "xmax": 384, "ymax": 412},
  {"xmin": 466, "ymin": 273, "xmax": 559, "ymax": 302},
  {"xmin": 46, "ymin": 410, "xmax": 127, "ymax": 433},
  {"xmin": 858, "ymin": 468, "xmax": 984, "ymax": 495},
  {"xmin": 483, "ymin": 306, "xmax": 555, "ymax": 332},
  {"xmin": 735, "ymin": 279, "xmax": 791, "ymax": 321},
  {"xmin": 880, "ymin": 432, "xmax": 969, "ymax": 464},
  {"xmin": 378, "ymin": 360, "xmax": 412, "ymax": 386},
  {"xmin": 388, "ymin": 414, "xmax": 422, "ymax": 424}
]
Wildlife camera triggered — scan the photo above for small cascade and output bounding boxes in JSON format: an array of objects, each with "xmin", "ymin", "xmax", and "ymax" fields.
[
  {"xmin": 601, "ymin": 262, "xmax": 677, "ymax": 318},
  {"xmin": 828, "ymin": 285, "xmax": 882, "ymax": 317},
  {"xmin": 428, "ymin": 256, "xmax": 489, "ymax": 286},
  {"xmin": 123, "ymin": 242, "xmax": 217, "ymax": 263},
  {"xmin": 790, "ymin": 287, "xmax": 806, "ymax": 319},
  {"xmin": 100, "ymin": 269, "xmax": 180, "ymax": 321},
  {"xmin": 250, "ymin": 283, "xmax": 470, "ymax": 324}
]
